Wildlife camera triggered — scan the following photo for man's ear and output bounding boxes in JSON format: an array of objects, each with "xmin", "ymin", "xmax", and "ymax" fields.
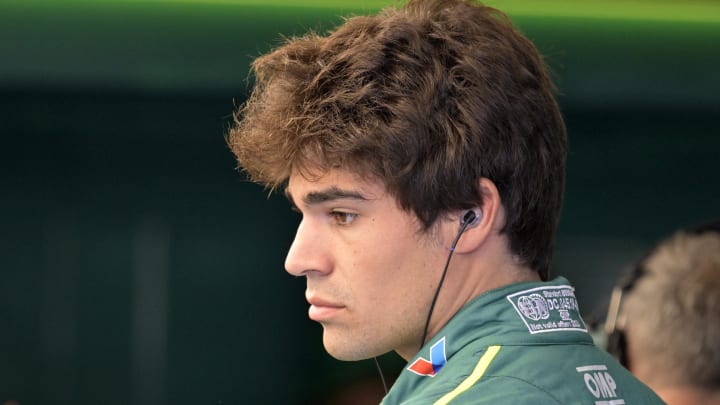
[{"xmin": 450, "ymin": 177, "xmax": 505, "ymax": 254}]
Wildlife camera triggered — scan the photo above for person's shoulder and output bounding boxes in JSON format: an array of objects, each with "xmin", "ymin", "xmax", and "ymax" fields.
[
  {"xmin": 420, "ymin": 344, "xmax": 665, "ymax": 404},
  {"xmin": 422, "ymin": 372, "xmax": 664, "ymax": 405},
  {"xmin": 399, "ymin": 345, "xmax": 563, "ymax": 404},
  {"xmin": 430, "ymin": 373, "xmax": 563, "ymax": 404}
]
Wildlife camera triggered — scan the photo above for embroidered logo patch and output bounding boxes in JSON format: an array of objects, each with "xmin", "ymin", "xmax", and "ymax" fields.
[
  {"xmin": 576, "ymin": 364, "xmax": 626, "ymax": 405},
  {"xmin": 407, "ymin": 337, "xmax": 447, "ymax": 377},
  {"xmin": 506, "ymin": 285, "xmax": 587, "ymax": 334}
]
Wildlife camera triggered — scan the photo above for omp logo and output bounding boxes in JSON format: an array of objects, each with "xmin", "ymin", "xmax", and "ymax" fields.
[
  {"xmin": 576, "ymin": 365, "xmax": 625, "ymax": 405},
  {"xmin": 517, "ymin": 293, "xmax": 549, "ymax": 321}
]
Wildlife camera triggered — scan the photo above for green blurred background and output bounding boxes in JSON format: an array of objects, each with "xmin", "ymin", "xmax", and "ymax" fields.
[{"xmin": 1, "ymin": 0, "xmax": 718, "ymax": 404}]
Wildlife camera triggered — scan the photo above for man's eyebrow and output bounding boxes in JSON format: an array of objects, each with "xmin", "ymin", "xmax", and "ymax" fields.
[{"xmin": 285, "ymin": 186, "xmax": 370, "ymax": 207}]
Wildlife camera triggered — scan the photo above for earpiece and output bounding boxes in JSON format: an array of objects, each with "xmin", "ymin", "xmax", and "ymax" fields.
[
  {"xmin": 460, "ymin": 209, "xmax": 482, "ymax": 229},
  {"xmin": 421, "ymin": 207, "xmax": 483, "ymax": 350}
]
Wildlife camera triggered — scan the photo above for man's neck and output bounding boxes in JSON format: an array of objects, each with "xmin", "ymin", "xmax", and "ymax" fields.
[
  {"xmin": 653, "ymin": 386, "xmax": 720, "ymax": 405},
  {"xmin": 445, "ymin": 233, "xmax": 539, "ymax": 319},
  {"xmin": 413, "ymin": 235, "xmax": 540, "ymax": 356}
]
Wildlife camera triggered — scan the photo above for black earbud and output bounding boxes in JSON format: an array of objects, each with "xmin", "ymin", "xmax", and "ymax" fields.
[{"xmin": 461, "ymin": 209, "xmax": 482, "ymax": 229}]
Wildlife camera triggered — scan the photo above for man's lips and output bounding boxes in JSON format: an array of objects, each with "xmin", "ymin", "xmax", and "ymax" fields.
[{"xmin": 306, "ymin": 295, "xmax": 345, "ymax": 321}]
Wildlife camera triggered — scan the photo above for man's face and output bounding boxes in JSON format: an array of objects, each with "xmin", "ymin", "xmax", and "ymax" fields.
[{"xmin": 285, "ymin": 168, "xmax": 448, "ymax": 361}]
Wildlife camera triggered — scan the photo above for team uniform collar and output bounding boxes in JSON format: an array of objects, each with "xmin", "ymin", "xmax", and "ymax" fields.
[{"xmin": 383, "ymin": 276, "xmax": 592, "ymax": 402}]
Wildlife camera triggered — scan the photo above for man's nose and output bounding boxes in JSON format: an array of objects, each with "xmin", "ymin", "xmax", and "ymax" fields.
[{"xmin": 284, "ymin": 219, "xmax": 331, "ymax": 277}]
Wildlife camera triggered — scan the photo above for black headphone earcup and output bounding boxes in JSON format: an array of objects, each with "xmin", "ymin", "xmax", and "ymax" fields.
[{"xmin": 606, "ymin": 330, "xmax": 629, "ymax": 368}]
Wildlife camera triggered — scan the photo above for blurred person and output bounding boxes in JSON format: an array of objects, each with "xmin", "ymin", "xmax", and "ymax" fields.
[
  {"xmin": 228, "ymin": 0, "xmax": 663, "ymax": 403},
  {"xmin": 605, "ymin": 220, "xmax": 720, "ymax": 404}
]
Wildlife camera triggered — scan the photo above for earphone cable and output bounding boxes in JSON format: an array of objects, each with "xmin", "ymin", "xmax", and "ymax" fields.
[
  {"xmin": 373, "ymin": 356, "xmax": 389, "ymax": 394},
  {"xmin": 419, "ymin": 220, "xmax": 470, "ymax": 350}
]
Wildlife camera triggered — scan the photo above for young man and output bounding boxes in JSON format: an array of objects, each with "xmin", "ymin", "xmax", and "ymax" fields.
[
  {"xmin": 228, "ymin": 0, "xmax": 663, "ymax": 403},
  {"xmin": 605, "ymin": 220, "xmax": 720, "ymax": 405}
]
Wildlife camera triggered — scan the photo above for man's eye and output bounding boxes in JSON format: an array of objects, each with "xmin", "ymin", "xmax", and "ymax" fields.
[{"xmin": 330, "ymin": 211, "xmax": 357, "ymax": 226}]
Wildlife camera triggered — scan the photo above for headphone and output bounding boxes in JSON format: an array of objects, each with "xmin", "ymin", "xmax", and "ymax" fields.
[
  {"xmin": 460, "ymin": 209, "xmax": 482, "ymax": 232},
  {"xmin": 604, "ymin": 219, "xmax": 720, "ymax": 367},
  {"xmin": 420, "ymin": 209, "xmax": 482, "ymax": 345},
  {"xmin": 603, "ymin": 259, "xmax": 645, "ymax": 367}
]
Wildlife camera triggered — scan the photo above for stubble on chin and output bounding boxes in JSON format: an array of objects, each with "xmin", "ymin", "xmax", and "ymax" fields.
[{"xmin": 321, "ymin": 323, "xmax": 389, "ymax": 361}]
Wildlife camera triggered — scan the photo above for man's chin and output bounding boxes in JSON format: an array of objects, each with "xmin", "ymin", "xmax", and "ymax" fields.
[{"xmin": 322, "ymin": 332, "xmax": 384, "ymax": 361}]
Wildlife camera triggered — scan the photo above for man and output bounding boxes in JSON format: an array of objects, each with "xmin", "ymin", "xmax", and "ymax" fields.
[
  {"xmin": 228, "ymin": 0, "xmax": 663, "ymax": 403},
  {"xmin": 605, "ymin": 221, "xmax": 720, "ymax": 404}
]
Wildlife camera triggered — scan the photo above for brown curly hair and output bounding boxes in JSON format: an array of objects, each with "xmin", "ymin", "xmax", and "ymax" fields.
[{"xmin": 228, "ymin": 0, "xmax": 567, "ymax": 279}]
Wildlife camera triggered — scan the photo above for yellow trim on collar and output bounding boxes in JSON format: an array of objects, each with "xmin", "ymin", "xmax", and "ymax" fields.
[{"xmin": 434, "ymin": 345, "xmax": 502, "ymax": 405}]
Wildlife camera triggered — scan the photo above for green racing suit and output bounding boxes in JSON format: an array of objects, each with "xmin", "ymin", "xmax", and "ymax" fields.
[{"xmin": 381, "ymin": 277, "xmax": 664, "ymax": 404}]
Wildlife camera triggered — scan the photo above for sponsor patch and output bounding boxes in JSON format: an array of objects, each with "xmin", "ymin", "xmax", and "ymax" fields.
[
  {"xmin": 506, "ymin": 285, "xmax": 587, "ymax": 334},
  {"xmin": 407, "ymin": 337, "xmax": 447, "ymax": 377},
  {"xmin": 576, "ymin": 364, "xmax": 626, "ymax": 405}
]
